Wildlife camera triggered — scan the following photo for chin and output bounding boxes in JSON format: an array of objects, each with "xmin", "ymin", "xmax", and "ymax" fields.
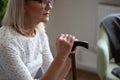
[
  {"xmin": 37, "ymin": 17, "xmax": 49, "ymax": 23},
  {"xmin": 42, "ymin": 18, "xmax": 49, "ymax": 23}
]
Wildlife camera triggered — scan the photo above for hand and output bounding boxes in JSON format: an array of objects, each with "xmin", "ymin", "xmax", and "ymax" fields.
[{"xmin": 55, "ymin": 34, "xmax": 76, "ymax": 62}]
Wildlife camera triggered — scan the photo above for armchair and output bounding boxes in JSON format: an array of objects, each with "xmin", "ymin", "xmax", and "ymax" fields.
[{"xmin": 97, "ymin": 26, "xmax": 119, "ymax": 80}]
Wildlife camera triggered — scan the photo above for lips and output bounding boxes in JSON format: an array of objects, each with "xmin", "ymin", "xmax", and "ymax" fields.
[
  {"xmin": 44, "ymin": 13, "xmax": 49, "ymax": 15},
  {"xmin": 43, "ymin": 13, "xmax": 49, "ymax": 16}
]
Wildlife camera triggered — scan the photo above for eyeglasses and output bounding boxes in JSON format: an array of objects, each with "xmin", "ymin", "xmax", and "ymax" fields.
[{"xmin": 33, "ymin": 0, "xmax": 55, "ymax": 7}]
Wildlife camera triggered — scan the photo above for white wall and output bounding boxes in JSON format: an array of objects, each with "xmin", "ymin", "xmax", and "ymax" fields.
[{"xmin": 46, "ymin": 0, "xmax": 120, "ymax": 72}]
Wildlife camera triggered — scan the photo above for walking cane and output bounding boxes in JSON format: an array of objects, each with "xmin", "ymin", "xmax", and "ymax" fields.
[{"xmin": 70, "ymin": 41, "xmax": 89, "ymax": 80}]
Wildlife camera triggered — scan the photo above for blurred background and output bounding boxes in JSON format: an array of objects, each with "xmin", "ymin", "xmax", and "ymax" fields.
[
  {"xmin": 0, "ymin": 0, "xmax": 7, "ymax": 26},
  {"xmin": 46, "ymin": 0, "xmax": 120, "ymax": 74}
]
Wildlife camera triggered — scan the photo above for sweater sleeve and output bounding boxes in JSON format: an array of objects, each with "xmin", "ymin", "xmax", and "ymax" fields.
[
  {"xmin": 0, "ymin": 44, "xmax": 35, "ymax": 80},
  {"xmin": 41, "ymin": 33, "xmax": 53, "ymax": 74}
]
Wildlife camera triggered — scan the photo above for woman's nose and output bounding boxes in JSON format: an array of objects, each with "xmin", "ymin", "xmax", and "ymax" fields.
[{"xmin": 45, "ymin": 3, "xmax": 52, "ymax": 10}]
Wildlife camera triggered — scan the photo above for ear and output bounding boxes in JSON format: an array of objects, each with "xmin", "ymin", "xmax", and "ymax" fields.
[
  {"xmin": 24, "ymin": 4, "xmax": 27, "ymax": 10},
  {"xmin": 24, "ymin": 3, "xmax": 30, "ymax": 14},
  {"xmin": 24, "ymin": 4, "xmax": 29, "ymax": 16},
  {"xmin": 24, "ymin": 1, "xmax": 30, "ymax": 11}
]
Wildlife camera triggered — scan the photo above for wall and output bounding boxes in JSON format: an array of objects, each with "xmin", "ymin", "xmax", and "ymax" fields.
[{"xmin": 46, "ymin": 0, "xmax": 120, "ymax": 72}]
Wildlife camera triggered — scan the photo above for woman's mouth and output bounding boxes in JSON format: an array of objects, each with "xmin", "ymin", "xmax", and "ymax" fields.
[{"xmin": 43, "ymin": 13, "xmax": 49, "ymax": 16}]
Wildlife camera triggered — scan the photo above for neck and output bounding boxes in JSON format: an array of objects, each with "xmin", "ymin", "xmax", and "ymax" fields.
[
  {"xmin": 23, "ymin": 13, "xmax": 40, "ymax": 37},
  {"xmin": 23, "ymin": 22, "xmax": 37, "ymax": 37},
  {"xmin": 19, "ymin": 18, "xmax": 37, "ymax": 37}
]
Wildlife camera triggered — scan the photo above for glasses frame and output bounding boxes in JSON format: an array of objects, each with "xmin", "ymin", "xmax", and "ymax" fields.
[{"xmin": 33, "ymin": 0, "xmax": 55, "ymax": 7}]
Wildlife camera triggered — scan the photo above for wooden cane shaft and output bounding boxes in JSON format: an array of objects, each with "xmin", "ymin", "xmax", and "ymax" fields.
[{"xmin": 71, "ymin": 52, "xmax": 77, "ymax": 80}]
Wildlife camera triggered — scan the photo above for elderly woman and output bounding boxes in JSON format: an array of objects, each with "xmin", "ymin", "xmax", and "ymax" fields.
[{"xmin": 0, "ymin": 0, "xmax": 76, "ymax": 80}]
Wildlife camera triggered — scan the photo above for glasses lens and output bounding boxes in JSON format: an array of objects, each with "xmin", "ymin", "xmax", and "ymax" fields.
[
  {"xmin": 33, "ymin": 0, "xmax": 42, "ymax": 3},
  {"xmin": 42, "ymin": 0, "xmax": 54, "ymax": 6}
]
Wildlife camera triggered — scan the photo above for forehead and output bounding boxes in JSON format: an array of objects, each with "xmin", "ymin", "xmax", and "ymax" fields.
[
  {"xmin": 42, "ymin": 0, "xmax": 51, "ymax": 1},
  {"xmin": 42, "ymin": 0, "xmax": 54, "ymax": 1},
  {"xmin": 25, "ymin": 0, "xmax": 55, "ymax": 4}
]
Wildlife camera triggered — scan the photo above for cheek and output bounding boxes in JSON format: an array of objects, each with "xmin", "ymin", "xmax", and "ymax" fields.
[
  {"xmin": 37, "ymin": 8, "xmax": 43, "ymax": 14},
  {"xmin": 26, "ymin": 8, "xmax": 43, "ymax": 20},
  {"xmin": 33, "ymin": 6, "xmax": 44, "ymax": 16},
  {"xmin": 27, "ymin": 3, "xmax": 44, "ymax": 15}
]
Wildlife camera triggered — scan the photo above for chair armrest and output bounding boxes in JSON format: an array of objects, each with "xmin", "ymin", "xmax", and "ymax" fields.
[
  {"xmin": 97, "ymin": 39, "xmax": 110, "ymax": 80},
  {"xmin": 97, "ymin": 26, "xmax": 111, "ymax": 80}
]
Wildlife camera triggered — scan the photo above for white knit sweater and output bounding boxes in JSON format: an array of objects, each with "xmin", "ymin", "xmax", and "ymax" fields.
[{"xmin": 0, "ymin": 26, "xmax": 53, "ymax": 80}]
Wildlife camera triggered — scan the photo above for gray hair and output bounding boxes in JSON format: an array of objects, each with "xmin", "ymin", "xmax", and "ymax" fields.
[{"xmin": 2, "ymin": 0, "xmax": 45, "ymax": 34}]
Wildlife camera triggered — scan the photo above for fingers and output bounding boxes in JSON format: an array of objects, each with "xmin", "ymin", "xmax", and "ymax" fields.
[
  {"xmin": 57, "ymin": 34, "xmax": 77, "ymax": 50},
  {"xmin": 55, "ymin": 34, "xmax": 78, "ymax": 61},
  {"xmin": 67, "ymin": 34, "xmax": 75, "ymax": 43},
  {"xmin": 58, "ymin": 34, "xmax": 76, "ymax": 42}
]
